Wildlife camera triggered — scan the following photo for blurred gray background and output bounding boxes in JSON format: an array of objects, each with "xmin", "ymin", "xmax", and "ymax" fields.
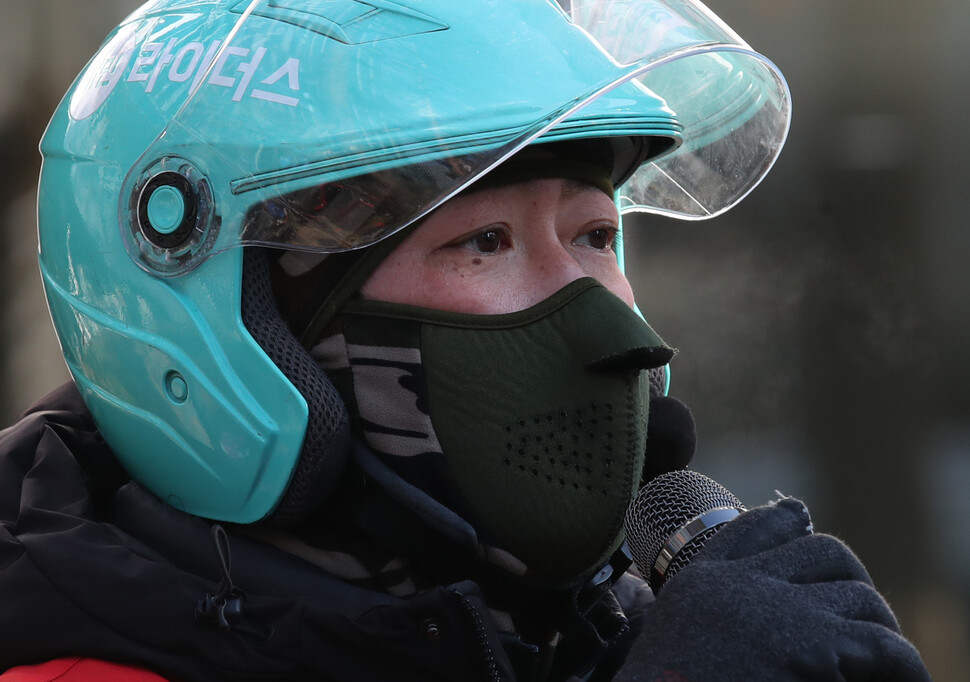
[{"xmin": 1, "ymin": 2, "xmax": 967, "ymax": 678}]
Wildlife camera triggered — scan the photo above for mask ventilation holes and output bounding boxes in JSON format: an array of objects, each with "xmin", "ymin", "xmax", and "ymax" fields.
[{"xmin": 503, "ymin": 401, "xmax": 616, "ymax": 495}]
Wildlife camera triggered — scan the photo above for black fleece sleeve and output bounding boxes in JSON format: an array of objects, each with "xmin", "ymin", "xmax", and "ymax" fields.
[{"xmin": 613, "ymin": 498, "xmax": 932, "ymax": 682}]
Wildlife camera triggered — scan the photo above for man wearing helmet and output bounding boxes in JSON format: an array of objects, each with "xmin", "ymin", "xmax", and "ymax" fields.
[{"xmin": 0, "ymin": 1, "xmax": 930, "ymax": 680}]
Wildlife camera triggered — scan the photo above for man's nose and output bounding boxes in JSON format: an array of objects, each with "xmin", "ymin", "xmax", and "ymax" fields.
[{"xmin": 524, "ymin": 238, "xmax": 590, "ymax": 305}]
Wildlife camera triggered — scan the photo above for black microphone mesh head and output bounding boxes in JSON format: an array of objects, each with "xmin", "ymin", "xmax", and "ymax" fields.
[{"xmin": 625, "ymin": 470, "xmax": 745, "ymax": 592}]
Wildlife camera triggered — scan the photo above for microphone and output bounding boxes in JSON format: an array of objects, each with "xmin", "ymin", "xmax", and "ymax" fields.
[{"xmin": 625, "ymin": 470, "xmax": 746, "ymax": 593}]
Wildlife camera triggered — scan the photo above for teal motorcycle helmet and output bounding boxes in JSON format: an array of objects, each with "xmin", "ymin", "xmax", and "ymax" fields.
[{"xmin": 38, "ymin": 0, "xmax": 790, "ymax": 525}]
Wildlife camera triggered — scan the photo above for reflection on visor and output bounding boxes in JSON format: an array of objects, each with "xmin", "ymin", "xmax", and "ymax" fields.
[
  {"xmin": 241, "ymin": 151, "xmax": 487, "ymax": 252},
  {"xmin": 620, "ymin": 50, "xmax": 789, "ymax": 219}
]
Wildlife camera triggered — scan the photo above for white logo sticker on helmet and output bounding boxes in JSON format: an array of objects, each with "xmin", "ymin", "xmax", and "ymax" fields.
[
  {"xmin": 70, "ymin": 18, "xmax": 302, "ymax": 121},
  {"xmin": 127, "ymin": 37, "xmax": 301, "ymax": 107}
]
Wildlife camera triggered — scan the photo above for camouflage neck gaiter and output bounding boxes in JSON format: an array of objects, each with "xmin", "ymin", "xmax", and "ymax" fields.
[{"xmin": 311, "ymin": 278, "xmax": 673, "ymax": 584}]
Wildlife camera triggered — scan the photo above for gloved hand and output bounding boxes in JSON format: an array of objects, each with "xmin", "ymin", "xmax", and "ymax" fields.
[{"xmin": 614, "ymin": 498, "xmax": 932, "ymax": 682}]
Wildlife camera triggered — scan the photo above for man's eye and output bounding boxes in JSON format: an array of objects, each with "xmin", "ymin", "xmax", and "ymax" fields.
[
  {"xmin": 575, "ymin": 227, "xmax": 615, "ymax": 250},
  {"xmin": 466, "ymin": 230, "xmax": 503, "ymax": 254}
]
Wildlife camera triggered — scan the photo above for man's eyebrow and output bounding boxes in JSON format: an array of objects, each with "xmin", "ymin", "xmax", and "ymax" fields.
[{"xmin": 562, "ymin": 178, "xmax": 607, "ymax": 196}]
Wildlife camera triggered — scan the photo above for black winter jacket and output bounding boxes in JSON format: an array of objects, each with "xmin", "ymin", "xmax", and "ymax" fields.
[{"xmin": 0, "ymin": 383, "xmax": 642, "ymax": 681}]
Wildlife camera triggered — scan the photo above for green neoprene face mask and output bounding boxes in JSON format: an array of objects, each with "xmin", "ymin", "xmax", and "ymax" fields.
[{"xmin": 316, "ymin": 278, "xmax": 673, "ymax": 583}]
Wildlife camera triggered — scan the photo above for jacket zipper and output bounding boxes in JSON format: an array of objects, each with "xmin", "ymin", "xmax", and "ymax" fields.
[{"xmin": 454, "ymin": 591, "xmax": 502, "ymax": 682}]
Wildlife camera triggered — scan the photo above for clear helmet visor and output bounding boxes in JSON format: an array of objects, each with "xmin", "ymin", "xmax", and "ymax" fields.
[
  {"xmin": 564, "ymin": 0, "xmax": 790, "ymax": 219},
  {"xmin": 96, "ymin": 0, "xmax": 789, "ymax": 274}
]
